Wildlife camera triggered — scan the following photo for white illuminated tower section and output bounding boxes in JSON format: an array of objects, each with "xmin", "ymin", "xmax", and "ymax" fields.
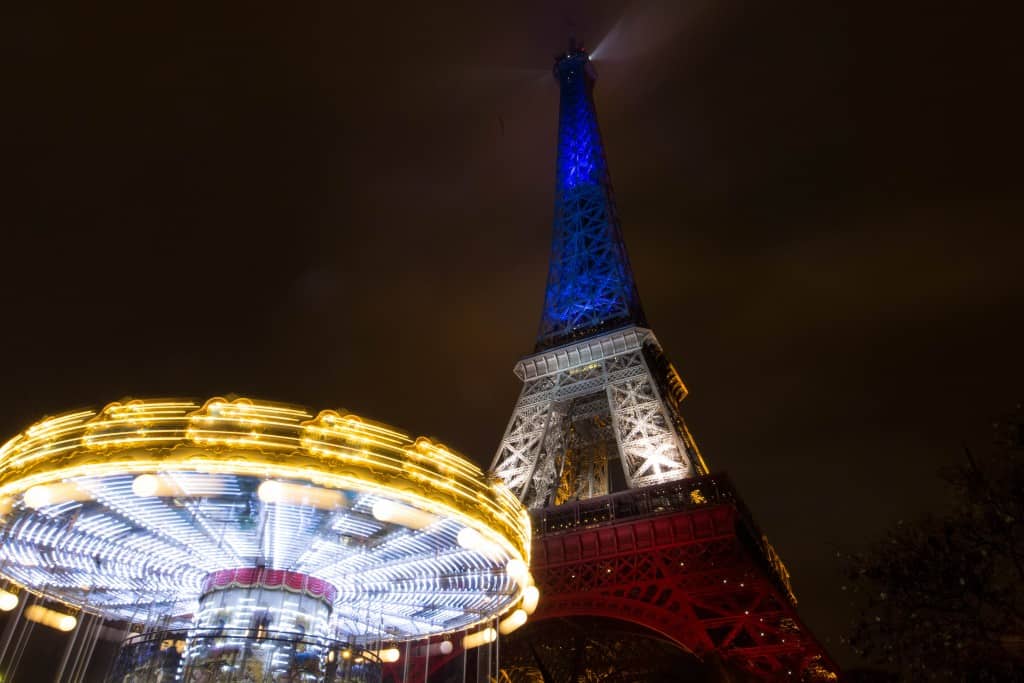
[{"xmin": 491, "ymin": 42, "xmax": 707, "ymax": 508}]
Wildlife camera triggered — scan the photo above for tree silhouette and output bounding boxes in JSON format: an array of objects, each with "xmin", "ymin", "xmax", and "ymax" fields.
[{"xmin": 842, "ymin": 408, "xmax": 1024, "ymax": 680}]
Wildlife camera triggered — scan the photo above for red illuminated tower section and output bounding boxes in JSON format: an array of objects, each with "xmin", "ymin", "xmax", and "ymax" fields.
[{"xmin": 490, "ymin": 42, "xmax": 841, "ymax": 681}]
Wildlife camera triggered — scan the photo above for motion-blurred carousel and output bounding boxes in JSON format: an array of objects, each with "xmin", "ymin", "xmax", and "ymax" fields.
[{"xmin": 0, "ymin": 397, "xmax": 536, "ymax": 682}]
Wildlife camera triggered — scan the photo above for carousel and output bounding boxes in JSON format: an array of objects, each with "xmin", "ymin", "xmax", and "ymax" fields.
[{"xmin": 0, "ymin": 397, "xmax": 536, "ymax": 682}]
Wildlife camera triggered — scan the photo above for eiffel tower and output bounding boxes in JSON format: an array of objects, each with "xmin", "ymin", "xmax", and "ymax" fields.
[{"xmin": 489, "ymin": 42, "xmax": 841, "ymax": 681}]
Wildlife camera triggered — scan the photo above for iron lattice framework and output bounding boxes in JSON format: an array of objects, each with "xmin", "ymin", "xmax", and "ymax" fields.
[
  {"xmin": 491, "ymin": 327, "xmax": 704, "ymax": 508},
  {"xmin": 522, "ymin": 479, "xmax": 839, "ymax": 681},
  {"xmin": 536, "ymin": 44, "xmax": 646, "ymax": 352},
  {"xmin": 487, "ymin": 42, "xmax": 841, "ymax": 681}
]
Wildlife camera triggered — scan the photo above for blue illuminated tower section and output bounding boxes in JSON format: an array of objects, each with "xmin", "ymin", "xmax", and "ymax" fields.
[{"xmin": 537, "ymin": 42, "xmax": 646, "ymax": 351}]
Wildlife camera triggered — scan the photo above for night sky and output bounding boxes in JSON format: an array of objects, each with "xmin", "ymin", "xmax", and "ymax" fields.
[{"xmin": 2, "ymin": 1, "xmax": 1022, "ymax": 671}]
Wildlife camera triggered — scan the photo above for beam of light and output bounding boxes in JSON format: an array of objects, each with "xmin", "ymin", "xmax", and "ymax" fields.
[{"xmin": 589, "ymin": 1, "xmax": 700, "ymax": 63}]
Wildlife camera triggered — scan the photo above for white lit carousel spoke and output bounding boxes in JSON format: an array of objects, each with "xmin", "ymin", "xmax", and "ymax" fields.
[
  {"xmin": 210, "ymin": 496, "xmax": 260, "ymax": 559},
  {"xmin": 369, "ymin": 593, "xmax": 500, "ymax": 617},
  {"xmin": 38, "ymin": 543, "xmax": 193, "ymax": 589},
  {"xmin": 102, "ymin": 597, "xmax": 179, "ymax": 614},
  {"xmin": 71, "ymin": 512, "xmax": 132, "ymax": 539},
  {"xmin": 326, "ymin": 526, "xmax": 455, "ymax": 577},
  {"xmin": 167, "ymin": 471, "xmax": 239, "ymax": 497},
  {"xmin": 11, "ymin": 513, "xmax": 122, "ymax": 569},
  {"xmin": 105, "ymin": 532, "xmax": 197, "ymax": 574},
  {"xmin": 329, "ymin": 545, "xmax": 496, "ymax": 587},
  {"xmin": 290, "ymin": 537, "xmax": 344, "ymax": 575},
  {"xmin": 266, "ymin": 500, "xmax": 327, "ymax": 567},
  {"xmin": 329, "ymin": 605, "xmax": 439, "ymax": 638},
  {"xmin": 332, "ymin": 511, "xmax": 382, "ymax": 537},
  {"xmin": 111, "ymin": 478, "xmax": 234, "ymax": 562},
  {"xmin": 290, "ymin": 508, "xmax": 377, "ymax": 571},
  {"xmin": 366, "ymin": 588, "xmax": 509, "ymax": 611},
  {"xmin": 180, "ymin": 497, "xmax": 255, "ymax": 564},
  {"xmin": 303, "ymin": 532, "xmax": 428, "ymax": 581},
  {"xmin": 0, "ymin": 542, "xmax": 36, "ymax": 571},
  {"xmin": 80, "ymin": 476, "xmax": 234, "ymax": 567},
  {"xmin": 364, "ymin": 595, "xmax": 505, "ymax": 618}
]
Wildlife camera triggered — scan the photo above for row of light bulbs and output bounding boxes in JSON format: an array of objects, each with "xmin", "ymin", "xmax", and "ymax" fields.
[{"xmin": 0, "ymin": 590, "xmax": 77, "ymax": 632}]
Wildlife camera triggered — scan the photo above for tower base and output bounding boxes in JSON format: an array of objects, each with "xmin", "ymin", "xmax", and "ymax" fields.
[{"xmin": 512, "ymin": 475, "xmax": 840, "ymax": 681}]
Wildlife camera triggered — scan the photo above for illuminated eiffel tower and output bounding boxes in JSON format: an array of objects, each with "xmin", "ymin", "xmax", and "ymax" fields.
[{"xmin": 489, "ymin": 42, "xmax": 841, "ymax": 681}]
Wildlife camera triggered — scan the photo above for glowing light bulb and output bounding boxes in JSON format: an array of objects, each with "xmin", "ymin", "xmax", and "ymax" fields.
[
  {"xmin": 23, "ymin": 483, "xmax": 90, "ymax": 509},
  {"xmin": 506, "ymin": 558, "xmax": 528, "ymax": 583},
  {"xmin": 376, "ymin": 647, "xmax": 400, "ymax": 663},
  {"xmin": 132, "ymin": 474, "xmax": 160, "ymax": 497},
  {"xmin": 498, "ymin": 609, "xmax": 528, "ymax": 635},
  {"xmin": 372, "ymin": 499, "xmax": 395, "ymax": 519},
  {"xmin": 462, "ymin": 627, "xmax": 497, "ymax": 649},
  {"xmin": 371, "ymin": 499, "xmax": 437, "ymax": 529},
  {"xmin": 25, "ymin": 605, "xmax": 78, "ymax": 632},
  {"xmin": 522, "ymin": 585, "xmax": 540, "ymax": 614},
  {"xmin": 23, "ymin": 485, "xmax": 52, "ymax": 509},
  {"xmin": 416, "ymin": 640, "xmax": 456, "ymax": 657},
  {"xmin": 457, "ymin": 527, "xmax": 485, "ymax": 551},
  {"xmin": 458, "ymin": 526, "xmax": 505, "ymax": 560},
  {"xmin": 0, "ymin": 590, "xmax": 18, "ymax": 612},
  {"xmin": 257, "ymin": 480, "xmax": 344, "ymax": 509},
  {"xmin": 257, "ymin": 480, "xmax": 283, "ymax": 503}
]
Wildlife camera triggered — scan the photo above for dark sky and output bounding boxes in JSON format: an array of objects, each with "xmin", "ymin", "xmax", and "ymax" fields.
[{"xmin": 1, "ymin": 0, "xmax": 1022, "ymax": 671}]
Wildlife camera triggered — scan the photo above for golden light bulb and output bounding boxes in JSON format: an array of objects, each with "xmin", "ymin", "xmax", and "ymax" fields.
[
  {"xmin": 23, "ymin": 485, "xmax": 52, "ymax": 509},
  {"xmin": 506, "ymin": 558, "xmax": 528, "ymax": 583},
  {"xmin": 57, "ymin": 614, "xmax": 77, "ymax": 632},
  {"xmin": 0, "ymin": 590, "xmax": 18, "ymax": 612},
  {"xmin": 132, "ymin": 474, "xmax": 160, "ymax": 497},
  {"xmin": 522, "ymin": 585, "xmax": 540, "ymax": 614},
  {"xmin": 499, "ymin": 609, "xmax": 528, "ymax": 635}
]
